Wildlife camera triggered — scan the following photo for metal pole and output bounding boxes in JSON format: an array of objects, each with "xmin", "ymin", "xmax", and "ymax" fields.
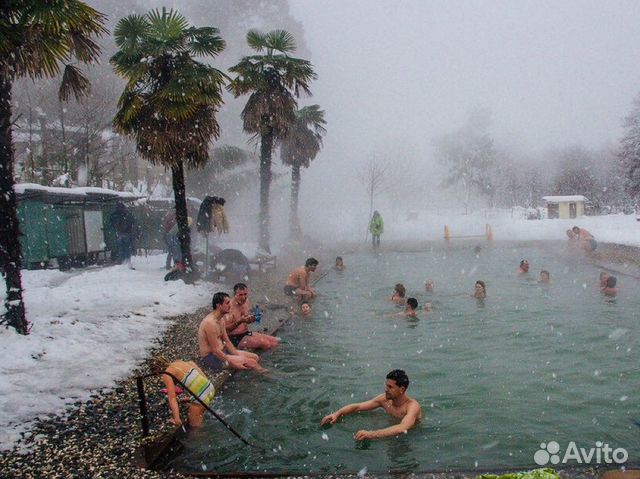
[{"xmin": 136, "ymin": 376, "xmax": 150, "ymax": 437}]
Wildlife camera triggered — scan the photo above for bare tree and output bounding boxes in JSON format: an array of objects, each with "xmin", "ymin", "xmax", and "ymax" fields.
[{"xmin": 359, "ymin": 156, "xmax": 393, "ymax": 241}]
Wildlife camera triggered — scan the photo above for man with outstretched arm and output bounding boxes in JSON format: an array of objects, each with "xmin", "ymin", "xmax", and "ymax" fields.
[{"xmin": 321, "ymin": 369, "xmax": 422, "ymax": 440}]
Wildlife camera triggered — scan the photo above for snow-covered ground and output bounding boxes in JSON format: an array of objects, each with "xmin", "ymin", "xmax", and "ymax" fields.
[{"xmin": 0, "ymin": 212, "xmax": 638, "ymax": 450}]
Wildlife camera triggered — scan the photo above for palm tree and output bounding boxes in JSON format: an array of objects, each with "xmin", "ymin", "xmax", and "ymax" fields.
[
  {"xmin": 280, "ymin": 105, "xmax": 326, "ymax": 237},
  {"xmin": 0, "ymin": 1, "xmax": 106, "ymax": 334},
  {"xmin": 228, "ymin": 30, "xmax": 315, "ymax": 254},
  {"xmin": 110, "ymin": 8, "xmax": 227, "ymax": 275}
]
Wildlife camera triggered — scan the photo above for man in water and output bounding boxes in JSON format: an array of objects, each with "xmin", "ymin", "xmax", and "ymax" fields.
[
  {"xmin": 538, "ymin": 270, "xmax": 551, "ymax": 284},
  {"xmin": 225, "ymin": 283, "xmax": 278, "ymax": 350},
  {"xmin": 572, "ymin": 226, "xmax": 597, "ymax": 252},
  {"xmin": 198, "ymin": 292, "xmax": 266, "ymax": 372},
  {"xmin": 320, "ymin": 369, "xmax": 422, "ymax": 440},
  {"xmin": 284, "ymin": 257, "xmax": 318, "ymax": 300},
  {"xmin": 517, "ymin": 259, "xmax": 530, "ymax": 274},
  {"xmin": 404, "ymin": 298, "xmax": 419, "ymax": 318}
]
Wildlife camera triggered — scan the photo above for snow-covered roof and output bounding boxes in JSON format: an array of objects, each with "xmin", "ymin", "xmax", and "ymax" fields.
[
  {"xmin": 542, "ymin": 195, "xmax": 587, "ymax": 203},
  {"xmin": 14, "ymin": 183, "xmax": 142, "ymax": 199}
]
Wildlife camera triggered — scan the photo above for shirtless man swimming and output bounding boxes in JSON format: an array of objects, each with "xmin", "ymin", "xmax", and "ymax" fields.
[
  {"xmin": 225, "ymin": 283, "xmax": 278, "ymax": 350},
  {"xmin": 321, "ymin": 369, "xmax": 422, "ymax": 440},
  {"xmin": 198, "ymin": 292, "xmax": 266, "ymax": 372},
  {"xmin": 284, "ymin": 258, "xmax": 318, "ymax": 300}
]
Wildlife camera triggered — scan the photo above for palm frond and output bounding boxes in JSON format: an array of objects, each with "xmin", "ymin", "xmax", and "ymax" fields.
[
  {"xmin": 58, "ymin": 63, "xmax": 90, "ymax": 101},
  {"xmin": 185, "ymin": 26, "xmax": 225, "ymax": 57},
  {"xmin": 265, "ymin": 29, "xmax": 296, "ymax": 53},
  {"xmin": 246, "ymin": 30, "xmax": 268, "ymax": 52},
  {"xmin": 114, "ymin": 14, "xmax": 149, "ymax": 51},
  {"xmin": 146, "ymin": 8, "xmax": 189, "ymax": 52}
]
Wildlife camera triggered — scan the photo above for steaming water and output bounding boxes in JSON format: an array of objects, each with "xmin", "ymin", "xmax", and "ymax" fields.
[{"xmin": 168, "ymin": 242, "xmax": 639, "ymax": 474}]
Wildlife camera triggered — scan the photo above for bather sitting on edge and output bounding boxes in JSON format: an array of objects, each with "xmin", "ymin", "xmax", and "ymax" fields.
[{"xmin": 321, "ymin": 369, "xmax": 422, "ymax": 440}]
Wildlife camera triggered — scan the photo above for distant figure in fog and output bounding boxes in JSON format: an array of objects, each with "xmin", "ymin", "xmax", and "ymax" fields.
[
  {"xmin": 572, "ymin": 226, "xmax": 597, "ymax": 252},
  {"xmin": 424, "ymin": 279, "xmax": 434, "ymax": 292},
  {"xmin": 404, "ymin": 298, "xmax": 419, "ymax": 318},
  {"xmin": 473, "ymin": 280, "xmax": 486, "ymax": 299},
  {"xmin": 599, "ymin": 271, "xmax": 609, "ymax": 289},
  {"xmin": 333, "ymin": 256, "xmax": 345, "ymax": 271},
  {"xmin": 423, "ymin": 302, "xmax": 433, "ymax": 313},
  {"xmin": 110, "ymin": 202, "xmax": 138, "ymax": 269},
  {"xmin": 474, "ymin": 245, "xmax": 482, "ymax": 257},
  {"xmin": 390, "ymin": 283, "xmax": 406, "ymax": 304},
  {"xmin": 538, "ymin": 270, "xmax": 551, "ymax": 284},
  {"xmin": 369, "ymin": 210, "xmax": 384, "ymax": 249},
  {"xmin": 602, "ymin": 276, "xmax": 618, "ymax": 297},
  {"xmin": 517, "ymin": 259, "xmax": 530, "ymax": 274}
]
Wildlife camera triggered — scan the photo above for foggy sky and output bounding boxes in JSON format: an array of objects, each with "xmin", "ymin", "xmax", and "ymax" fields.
[{"xmin": 289, "ymin": 0, "xmax": 640, "ymax": 166}]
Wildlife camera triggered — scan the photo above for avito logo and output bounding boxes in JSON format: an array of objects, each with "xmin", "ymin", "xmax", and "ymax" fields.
[{"xmin": 535, "ymin": 441, "xmax": 628, "ymax": 466}]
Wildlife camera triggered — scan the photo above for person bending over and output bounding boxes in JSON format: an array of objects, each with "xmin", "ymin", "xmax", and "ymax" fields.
[
  {"xmin": 284, "ymin": 257, "xmax": 319, "ymax": 300},
  {"xmin": 321, "ymin": 369, "xmax": 422, "ymax": 441},
  {"xmin": 150, "ymin": 356, "xmax": 215, "ymax": 428}
]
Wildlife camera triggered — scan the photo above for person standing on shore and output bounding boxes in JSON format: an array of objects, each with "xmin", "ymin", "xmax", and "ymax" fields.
[{"xmin": 369, "ymin": 211, "xmax": 384, "ymax": 249}]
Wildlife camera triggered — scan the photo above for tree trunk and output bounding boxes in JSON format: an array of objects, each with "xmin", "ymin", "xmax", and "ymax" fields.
[
  {"xmin": 171, "ymin": 163, "xmax": 193, "ymax": 274},
  {"xmin": 258, "ymin": 130, "xmax": 273, "ymax": 254},
  {"xmin": 0, "ymin": 72, "xmax": 29, "ymax": 334},
  {"xmin": 289, "ymin": 164, "xmax": 301, "ymax": 238}
]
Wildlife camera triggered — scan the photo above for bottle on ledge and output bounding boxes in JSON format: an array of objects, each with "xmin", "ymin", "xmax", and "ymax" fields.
[{"xmin": 254, "ymin": 304, "xmax": 261, "ymax": 324}]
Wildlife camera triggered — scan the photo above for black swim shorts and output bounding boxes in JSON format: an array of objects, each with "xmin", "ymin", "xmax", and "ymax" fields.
[
  {"xmin": 229, "ymin": 331, "xmax": 251, "ymax": 348},
  {"xmin": 283, "ymin": 285, "xmax": 297, "ymax": 296}
]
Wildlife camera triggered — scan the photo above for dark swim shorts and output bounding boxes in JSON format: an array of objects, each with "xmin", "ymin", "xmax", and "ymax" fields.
[
  {"xmin": 283, "ymin": 285, "xmax": 297, "ymax": 296},
  {"xmin": 201, "ymin": 353, "xmax": 226, "ymax": 371},
  {"xmin": 229, "ymin": 331, "xmax": 251, "ymax": 347},
  {"xmin": 590, "ymin": 239, "xmax": 598, "ymax": 251}
]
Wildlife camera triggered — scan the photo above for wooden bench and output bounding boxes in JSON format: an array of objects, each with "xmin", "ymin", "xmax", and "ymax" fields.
[{"xmin": 248, "ymin": 255, "xmax": 277, "ymax": 272}]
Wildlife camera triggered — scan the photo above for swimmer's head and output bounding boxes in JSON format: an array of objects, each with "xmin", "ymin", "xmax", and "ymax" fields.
[
  {"xmin": 424, "ymin": 279, "xmax": 434, "ymax": 292},
  {"xmin": 519, "ymin": 259, "xmax": 529, "ymax": 272},
  {"xmin": 301, "ymin": 302, "xmax": 312, "ymax": 316},
  {"xmin": 572, "ymin": 226, "xmax": 580, "ymax": 234},
  {"xmin": 539, "ymin": 270, "xmax": 550, "ymax": 283},
  {"xmin": 335, "ymin": 256, "xmax": 343, "ymax": 265},
  {"xmin": 600, "ymin": 271, "xmax": 609, "ymax": 282},
  {"xmin": 385, "ymin": 369, "xmax": 409, "ymax": 398},
  {"xmin": 423, "ymin": 302, "xmax": 433, "ymax": 312},
  {"xmin": 305, "ymin": 258, "xmax": 319, "ymax": 269},
  {"xmin": 394, "ymin": 283, "xmax": 406, "ymax": 298},
  {"xmin": 474, "ymin": 280, "xmax": 486, "ymax": 298},
  {"xmin": 566, "ymin": 229, "xmax": 576, "ymax": 239},
  {"xmin": 606, "ymin": 276, "xmax": 617, "ymax": 288},
  {"xmin": 406, "ymin": 297, "xmax": 418, "ymax": 311}
]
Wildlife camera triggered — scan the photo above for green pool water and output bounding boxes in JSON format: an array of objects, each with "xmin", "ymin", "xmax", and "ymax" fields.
[{"xmin": 168, "ymin": 242, "xmax": 639, "ymax": 474}]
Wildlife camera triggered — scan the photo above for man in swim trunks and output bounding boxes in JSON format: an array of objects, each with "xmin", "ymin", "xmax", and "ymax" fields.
[
  {"xmin": 225, "ymin": 283, "xmax": 278, "ymax": 350},
  {"xmin": 150, "ymin": 356, "xmax": 215, "ymax": 427},
  {"xmin": 284, "ymin": 257, "xmax": 318, "ymax": 300},
  {"xmin": 572, "ymin": 226, "xmax": 597, "ymax": 252},
  {"xmin": 198, "ymin": 292, "xmax": 266, "ymax": 372},
  {"xmin": 321, "ymin": 369, "xmax": 422, "ymax": 440}
]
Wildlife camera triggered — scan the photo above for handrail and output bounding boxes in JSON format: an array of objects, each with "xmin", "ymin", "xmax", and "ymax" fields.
[{"xmin": 136, "ymin": 371, "xmax": 259, "ymax": 449}]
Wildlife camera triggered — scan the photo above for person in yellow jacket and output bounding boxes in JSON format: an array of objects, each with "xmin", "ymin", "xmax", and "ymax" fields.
[{"xmin": 369, "ymin": 210, "xmax": 384, "ymax": 248}]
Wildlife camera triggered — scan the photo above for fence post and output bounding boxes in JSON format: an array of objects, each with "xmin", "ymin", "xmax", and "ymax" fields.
[{"xmin": 136, "ymin": 376, "xmax": 150, "ymax": 438}]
